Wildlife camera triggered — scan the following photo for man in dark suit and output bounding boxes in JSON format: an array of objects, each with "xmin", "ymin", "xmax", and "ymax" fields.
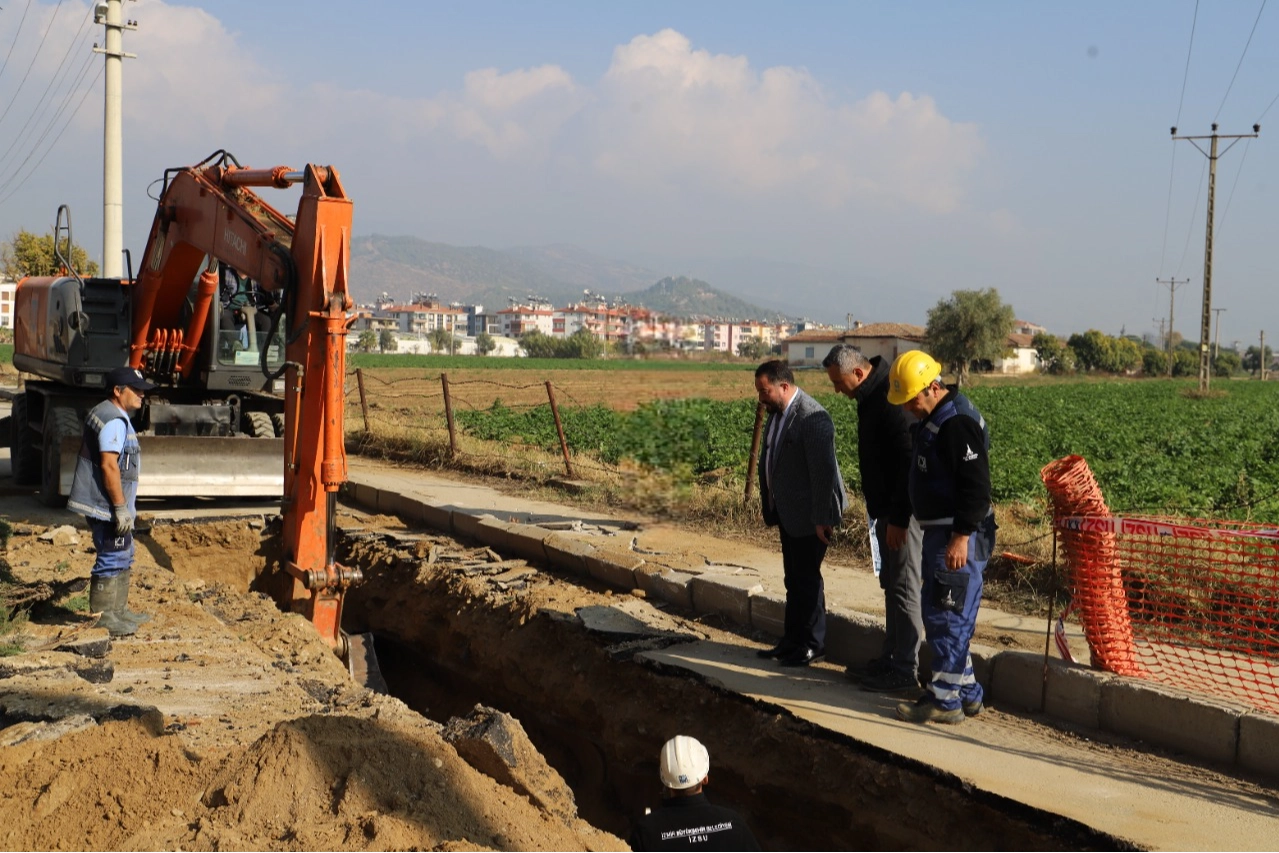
[{"xmin": 754, "ymin": 359, "xmax": 847, "ymax": 667}]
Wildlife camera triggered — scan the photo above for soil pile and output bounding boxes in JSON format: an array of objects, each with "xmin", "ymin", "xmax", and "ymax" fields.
[{"xmin": 0, "ymin": 514, "xmax": 624, "ymax": 851}]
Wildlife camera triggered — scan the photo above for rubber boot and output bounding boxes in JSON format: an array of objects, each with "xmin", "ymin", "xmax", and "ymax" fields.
[
  {"xmin": 114, "ymin": 569, "xmax": 152, "ymax": 626},
  {"xmin": 89, "ymin": 573, "xmax": 136, "ymax": 637}
]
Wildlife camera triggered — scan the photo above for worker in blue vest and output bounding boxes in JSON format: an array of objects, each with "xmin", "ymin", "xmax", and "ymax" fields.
[
  {"xmin": 886, "ymin": 351, "xmax": 996, "ymax": 724},
  {"xmin": 67, "ymin": 366, "xmax": 156, "ymax": 637}
]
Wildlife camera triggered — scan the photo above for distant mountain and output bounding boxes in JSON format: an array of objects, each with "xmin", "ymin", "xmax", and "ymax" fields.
[
  {"xmin": 629, "ymin": 276, "xmax": 778, "ymax": 320},
  {"xmin": 350, "ymin": 235, "xmax": 576, "ymax": 307},
  {"xmin": 348, "ymin": 236, "xmax": 779, "ymax": 320},
  {"xmin": 504, "ymin": 244, "xmax": 659, "ymax": 296}
]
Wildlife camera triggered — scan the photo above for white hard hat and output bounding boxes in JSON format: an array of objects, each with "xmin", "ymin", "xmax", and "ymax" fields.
[{"xmin": 659, "ymin": 736, "xmax": 710, "ymax": 790}]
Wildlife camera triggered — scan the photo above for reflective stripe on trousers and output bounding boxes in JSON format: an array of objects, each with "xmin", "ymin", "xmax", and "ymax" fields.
[{"xmin": 920, "ymin": 524, "xmax": 990, "ymax": 710}]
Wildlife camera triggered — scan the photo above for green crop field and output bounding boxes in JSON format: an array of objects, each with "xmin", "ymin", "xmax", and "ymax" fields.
[{"xmin": 456, "ymin": 379, "xmax": 1279, "ymax": 521}]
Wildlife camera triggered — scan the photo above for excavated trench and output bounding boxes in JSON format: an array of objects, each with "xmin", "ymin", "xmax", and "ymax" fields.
[{"xmin": 330, "ymin": 525, "xmax": 1130, "ymax": 852}]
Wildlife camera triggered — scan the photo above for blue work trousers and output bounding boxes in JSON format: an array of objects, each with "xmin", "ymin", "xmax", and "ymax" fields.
[
  {"xmin": 920, "ymin": 517, "xmax": 995, "ymax": 710},
  {"xmin": 87, "ymin": 517, "xmax": 135, "ymax": 578}
]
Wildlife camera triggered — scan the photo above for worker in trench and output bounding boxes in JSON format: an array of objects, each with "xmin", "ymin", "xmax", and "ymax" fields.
[
  {"xmin": 66, "ymin": 366, "xmax": 156, "ymax": 637},
  {"xmin": 629, "ymin": 735, "xmax": 760, "ymax": 851},
  {"xmin": 886, "ymin": 351, "xmax": 997, "ymax": 724}
]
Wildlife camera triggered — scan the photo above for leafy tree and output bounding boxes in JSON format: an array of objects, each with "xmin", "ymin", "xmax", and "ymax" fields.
[
  {"xmin": 377, "ymin": 328, "xmax": 398, "ymax": 354},
  {"xmin": 1067, "ymin": 330, "xmax": 1112, "ymax": 372},
  {"xmin": 1031, "ymin": 332, "xmax": 1076, "ymax": 374},
  {"xmin": 519, "ymin": 330, "xmax": 558, "ymax": 358},
  {"xmin": 1, "ymin": 229, "xmax": 100, "ymax": 279},
  {"xmin": 1213, "ymin": 351, "xmax": 1240, "ymax": 377},
  {"xmin": 1142, "ymin": 348, "xmax": 1168, "ymax": 376},
  {"xmin": 924, "ymin": 288, "xmax": 1015, "ymax": 386},
  {"xmin": 736, "ymin": 336, "xmax": 770, "ymax": 360},
  {"xmin": 1243, "ymin": 345, "xmax": 1274, "ymax": 375},
  {"xmin": 356, "ymin": 329, "xmax": 377, "ymax": 353},
  {"xmin": 1171, "ymin": 348, "xmax": 1198, "ymax": 377},
  {"xmin": 561, "ymin": 327, "xmax": 604, "ymax": 359},
  {"xmin": 1110, "ymin": 337, "xmax": 1142, "ymax": 374},
  {"xmin": 427, "ymin": 327, "xmax": 454, "ymax": 354},
  {"xmin": 475, "ymin": 331, "xmax": 496, "ymax": 356}
]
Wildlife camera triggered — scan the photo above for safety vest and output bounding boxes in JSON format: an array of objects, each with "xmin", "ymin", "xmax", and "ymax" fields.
[
  {"xmin": 908, "ymin": 391, "xmax": 989, "ymax": 527},
  {"xmin": 67, "ymin": 399, "xmax": 140, "ymax": 520}
]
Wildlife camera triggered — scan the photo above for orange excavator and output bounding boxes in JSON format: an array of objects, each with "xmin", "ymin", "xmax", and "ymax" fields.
[{"xmin": 10, "ymin": 150, "xmax": 360, "ymax": 653}]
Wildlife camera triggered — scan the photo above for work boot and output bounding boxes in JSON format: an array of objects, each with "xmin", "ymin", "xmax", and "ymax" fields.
[
  {"xmin": 962, "ymin": 698, "xmax": 984, "ymax": 717},
  {"xmin": 89, "ymin": 573, "xmax": 136, "ymax": 637},
  {"xmin": 895, "ymin": 694, "xmax": 964, "ymax": 725},
  {"xmin": 113, "ymin": 569, "xmax": 152, "ymax": 626},
  {"xmin": 860, "ymin": 668, "xmax": 922, "ymax": 694}
]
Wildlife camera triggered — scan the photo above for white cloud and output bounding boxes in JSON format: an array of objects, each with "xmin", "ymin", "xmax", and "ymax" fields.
[{"xmin": 588, "ymin": 29, "xmax": 982, "ymax": 213}]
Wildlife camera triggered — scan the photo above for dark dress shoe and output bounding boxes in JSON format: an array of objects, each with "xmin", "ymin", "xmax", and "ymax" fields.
[
  {"xmin": 779, "ymin": 647, "xmax": 825, "ymax": 667},
  {"xmin": 756, "ymin": 642, "xmax": 794, "ymax": 659}
]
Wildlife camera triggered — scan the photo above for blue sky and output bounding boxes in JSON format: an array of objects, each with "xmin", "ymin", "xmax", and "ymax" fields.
[{"xmin": 1, "ymin": 1, "xmax": 1277, "ymax": 345}]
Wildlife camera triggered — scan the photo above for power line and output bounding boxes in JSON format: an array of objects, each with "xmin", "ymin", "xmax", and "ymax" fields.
[
  {"xmin": 1215, "ymin": 0, "xmax": 1268, "ymax": 122},
  {"xmin": 1176, "ymin": 0, "xmax": 1199, "ymax": 128},
  {"xmin": 0, "ymin": 0, "xmax": 33, "ymax": 90},
  {"xmin": 0, "ymin": 45, "xmax": 94, "ymax": 193},
  {"xmin": 1175, "ymin": 157, "xmax": 1207, "ymax": 278},
  {"xmin": 1161, "ymin": 0, "xmax": 1200, "ymax": 276},
  {"xmin": 0, "ymin": 6, "xmax": 94, "ymax": 174},
  {"xmin": 0, "ymin": 0, "xmax": 65, "ymax": 131},
  {"xmin": 0, "ymin": 62, "xmax": 102, "ymax": 206}
]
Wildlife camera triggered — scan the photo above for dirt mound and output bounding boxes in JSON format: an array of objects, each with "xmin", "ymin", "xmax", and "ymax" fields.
[
  {"xmin": 0, "ymin": 713, "xmax": 206, "ymax": 851},
  {"xmin": 190, "ymin": 709, "xmax": 620, "ymax": 851}
]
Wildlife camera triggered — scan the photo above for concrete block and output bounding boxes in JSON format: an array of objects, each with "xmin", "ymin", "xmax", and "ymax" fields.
[
  {"xmin": 1044, "ymin": 661, "xmax": 1112, "ymax": 730},
  {"xmin": 585, "ymin": 548, "xmax": 644, "ymax": 590},
  {"xmin": 968, "ymin": 642, "xmax": 997, "ymax": 690},
  {"xmin": 473, "ymin": 516, "xmax": 512, "ymax": 552},
  {"xmin": 452, "ymin": 512, "xmax": 497, "ymax": 543},
  {"xmin": 690, "ymin": 575, "xmax": 762, "ymax": 627},
  {"xmin": 392, "ymin": 494, "xmax": 429, "ymax": 526},
  {"xmin": 750, "ymin": 592, "xmax": 787, "ymax": 639},
  {"xmin": 989, "ymin": 650, "xmax": 1047, "ymax": 712},
  {"xmin": 375, "ymin": 488, "xmax": 400, "ymax": 516},
  {"xmin": 824, "ymin": 609, "xmax": 882, "ymax": 666},
  {"xmin": 350, "ymin": 481, "xmax": 379, "ymax": 512},
  {"xmin": 503, "ymin": 522, "xmax": 551, "ymax": 564},
  {"xmin": 543, "ymin": 533, "xmax": 595, "ymax": 577},
  {"xmin": 421, "ymin": 504, "xmax": 454, "ymax": 534},
  {"xmin": 1100, "ymin": 678, "xmax": 1245, "ymax": 765},
  {"xmin": 647, "ymin": 570, "xmax": 696, "ymax": 612},
  {"xmin": 1238, "ymin": 712, "xmax": 1279, "ymax": 778}
]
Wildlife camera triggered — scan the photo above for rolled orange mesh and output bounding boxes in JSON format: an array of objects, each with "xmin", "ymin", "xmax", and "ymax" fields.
[{"xmin": 1042, "ymin": 454, "xmax": 1279, "ymax": 714}]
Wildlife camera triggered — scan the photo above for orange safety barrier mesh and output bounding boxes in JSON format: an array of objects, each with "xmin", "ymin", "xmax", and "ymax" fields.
[{"xmin": 1042, "ymin": 455, "xmax": 1279, "ymax": 714}]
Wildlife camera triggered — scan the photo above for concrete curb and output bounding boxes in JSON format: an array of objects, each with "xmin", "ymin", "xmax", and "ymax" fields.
[{"xmin": 345, "ymin": 475, "xmax": 1279, "ymax": 779}]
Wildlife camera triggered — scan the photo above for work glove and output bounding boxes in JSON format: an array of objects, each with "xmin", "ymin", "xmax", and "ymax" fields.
[{"xmin": 111, "ymin": 505, "xmax": 134, "ymax": 538}]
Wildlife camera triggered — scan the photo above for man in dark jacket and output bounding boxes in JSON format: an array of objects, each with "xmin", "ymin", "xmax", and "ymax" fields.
[
  {"xmin": 754, "ymin": 359, "xmax": 847, "ymax": 667},
  {"xmin": 630, "ymin": 736, "xmax": 760, "ymax": 851},
  {"xmin": 824, "ymin": 344, "xmax": 923, "ymax": 693},
  {"xmin": 887, "ymin": 350, "xmax": 996, "ymax": 725}
]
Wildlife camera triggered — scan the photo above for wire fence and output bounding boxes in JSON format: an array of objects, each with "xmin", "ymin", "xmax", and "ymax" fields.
[{"xmin": 1042, "ymin": 454, "xmax": 1279, "ymax": 715}]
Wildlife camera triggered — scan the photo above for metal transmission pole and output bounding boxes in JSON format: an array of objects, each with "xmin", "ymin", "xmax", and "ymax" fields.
[
  {"xmin": 1155, "ymin": 277, "xmax": 1187, "ymax": 377},
  {"xmin": 1212, "ymin": 307, "xmax": 1226, "ymax": 362},
  {"xmin": 1171, "ymin": 123, "xmax": 1260, "ymax": 391},
  {"xmin": 94, "ymin": 0, "xmax": 137, "ymax": 279}
]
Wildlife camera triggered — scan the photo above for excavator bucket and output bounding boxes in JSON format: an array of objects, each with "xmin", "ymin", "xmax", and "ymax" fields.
[
  {"xmin": 345, "ymin": 631, "xmax": 387, "ymax": 693},
  {"xmin": 134, "ymin": 435, "xmax": 284, "ymax": 497},
  {"xmin": 53, "ymin": 436, "xmax": 283, "ymax": 499}
]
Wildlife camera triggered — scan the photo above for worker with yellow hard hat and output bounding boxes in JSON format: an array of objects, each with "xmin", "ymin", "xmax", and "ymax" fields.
[{"xmin": 887, "ymin": 350, "xmax": 996, "ymax": 725}]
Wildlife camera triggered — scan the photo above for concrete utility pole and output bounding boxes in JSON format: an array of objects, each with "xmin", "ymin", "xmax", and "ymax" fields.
[
  {"xmin": 1156, "ymin": 277, "xmax": 1187, "ymax": 378},
  {"xmin": 1262, "ymin": 330, "xmax": 1268, "ymax": 381},
  {"xmin": 1212, "ymin": 308, "xmax": 1226, "ymax": 362},
  {"xmin": 94, "ymin": 0, "xmax": 137, "ymax": 279},
  {"xmin": 1171, "ymin": 123, "xmax": 1261, "ymax": 391}
]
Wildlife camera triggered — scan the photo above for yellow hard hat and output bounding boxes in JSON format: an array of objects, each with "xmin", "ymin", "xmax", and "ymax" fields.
[{"xmin": 887, "ymin": 350, "xmax": 942, "ymax": 405}]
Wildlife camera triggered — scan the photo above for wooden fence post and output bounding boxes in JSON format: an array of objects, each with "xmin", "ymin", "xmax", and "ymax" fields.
[
  {"xmin": 744, "ymin": 401, "xmax": 765, "ymax": 503},
  {"xmin": 545, "ymin": 380, "xmax": 575, "ymax": 478},
  {"xmin": 355, "ymin": 368, "xmax": 370, "ymax": 433},
  {"xmin": 441, "ymin": 372, "xmax": 458, "ymax": 458}
]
